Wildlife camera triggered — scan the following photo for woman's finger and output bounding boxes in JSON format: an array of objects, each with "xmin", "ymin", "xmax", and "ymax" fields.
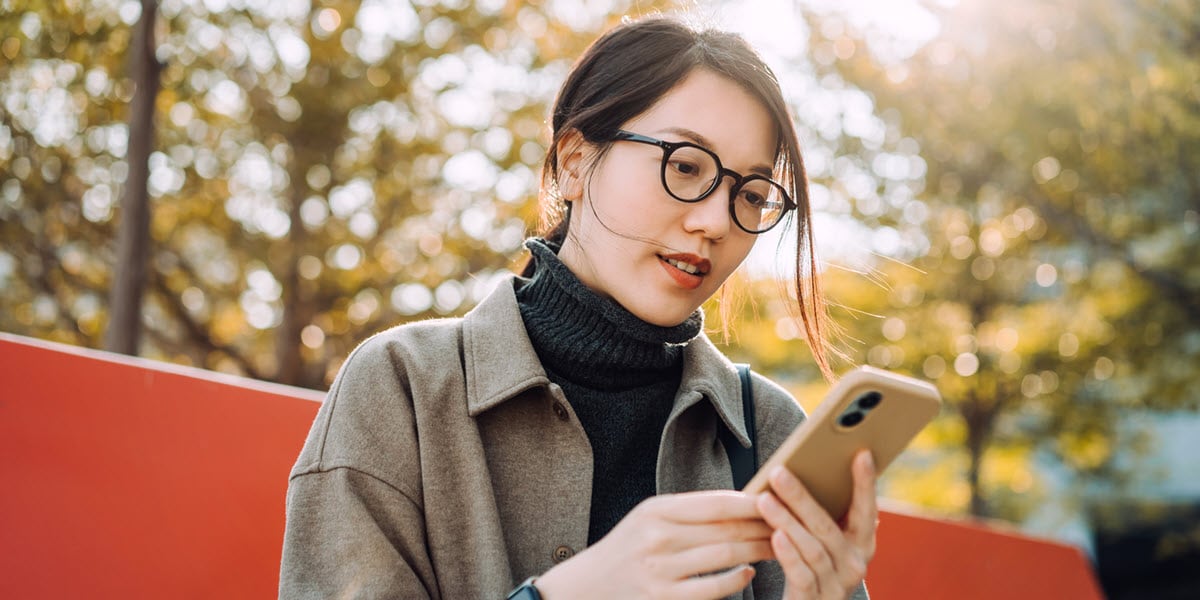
[
  {"xmin": 844, "ymin": 450, "xmax": 879, "ymax": 559},
  {"xmin": 648, "ymin": 491, "xmax": 763, "ymax": 524},
  {"xmin": 765, "ymin": 467, "xmax": 852, "ymax": 559},
  {"xmin": 659, "ymin": 539, "xmax": 774, "ymax": 579},
  {"xmin": 757, "ymin": 492, "xmax": 836, "ymax": 582},
  {"xmin": 671, "ymin": 564, "xmax": 757, "ymax": 600},
  {"xmin": 656, "ymin": 519, "xmax": 774, "ymax": 553},
  {"xmin": 770, "ymin": 529, "xmax": 819, "ymax": 600}
]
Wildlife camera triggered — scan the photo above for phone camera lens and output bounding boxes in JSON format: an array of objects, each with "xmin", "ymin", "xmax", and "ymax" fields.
[
  {"xmin": 856, "ymin": 391, "xmax": 882, "ymax": 410},
  {"xmin": 839, "ymin": 411, "xmax": 864, "ymax": 428}
]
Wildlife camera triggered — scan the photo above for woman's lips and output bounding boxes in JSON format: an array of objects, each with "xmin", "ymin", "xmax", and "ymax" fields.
[{"xmin": 658, "ymin": 253, "xmax": 711, "ymax": 290}]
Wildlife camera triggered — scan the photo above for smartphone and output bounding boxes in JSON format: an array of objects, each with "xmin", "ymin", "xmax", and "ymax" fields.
[{"xmin": 742, "ymin": 366, "xmax": 942, "ymax": 521}]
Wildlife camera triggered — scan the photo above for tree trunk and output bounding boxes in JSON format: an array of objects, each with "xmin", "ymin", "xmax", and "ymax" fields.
[
  {"xmin": 104, "ymin": 0, "xmax": 160, "ymax": 355},
  {"xmin": 273, "ymin": 163, "xmax": 308, "ymax": 385},
  {"xmin": 962, "ymin": 389, "xmax": 992, "ymax": 518}
]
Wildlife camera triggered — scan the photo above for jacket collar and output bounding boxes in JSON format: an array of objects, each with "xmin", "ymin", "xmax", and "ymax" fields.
[
  {"xmin": 461, "ymin": 275, "xmax": 752, "ymax": 448},
  {"xmin": 461, "ymin": 276, "xmax": 552, "ymax": 416}
]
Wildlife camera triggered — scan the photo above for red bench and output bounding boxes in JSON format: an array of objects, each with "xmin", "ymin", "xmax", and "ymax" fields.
[{"xmin": 0, "ymin": 333, "xmax": 1104, "ymax": 599}]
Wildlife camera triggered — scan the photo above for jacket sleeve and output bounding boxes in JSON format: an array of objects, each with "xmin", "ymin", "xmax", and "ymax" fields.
[
  {"xmin": 279, "ymin": 334, "xmax": 438, "ymax": 599},
  {"xmin": 746, "ymin": 372, "xmax": 870, "ymax": 600}
]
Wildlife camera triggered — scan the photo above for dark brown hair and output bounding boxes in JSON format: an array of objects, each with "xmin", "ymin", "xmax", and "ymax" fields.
[{"xmin": 526, "ymin": 15, "xmax": 832, "ymax": 379}]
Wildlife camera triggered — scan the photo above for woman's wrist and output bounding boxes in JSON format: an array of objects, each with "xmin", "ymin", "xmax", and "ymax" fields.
[
  {"xmin": 529, "ymin": 563, "xmax": 569, "ymax": 600},
  {"xmin": 507, "ymin": 576, "xmax": 547, "ymax": 600}
]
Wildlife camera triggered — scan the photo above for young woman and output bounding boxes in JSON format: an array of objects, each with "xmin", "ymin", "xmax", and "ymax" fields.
[{"xmin": 280, "ymin": 16, "xmax": 876, "ymax": 600}]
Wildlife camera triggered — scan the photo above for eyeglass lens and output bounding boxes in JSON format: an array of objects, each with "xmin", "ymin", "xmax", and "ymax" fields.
[{"xmin": 663, "ymin": 146, "xmax": 788, "ymax": 233}]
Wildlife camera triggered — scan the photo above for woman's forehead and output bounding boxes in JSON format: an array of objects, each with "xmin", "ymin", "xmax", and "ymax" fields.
[{"xmin": 623, "ymin": 69, "xmax": 778, "ymax": 169}]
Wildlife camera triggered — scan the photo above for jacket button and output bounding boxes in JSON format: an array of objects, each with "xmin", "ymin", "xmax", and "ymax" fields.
[
  {"xmin": 552, "ymin": 545, "xmax": 574, "ymax": 562},
  {"xmin": 552, "ymin": 402, "xmax": 570, "ymax": 421}
]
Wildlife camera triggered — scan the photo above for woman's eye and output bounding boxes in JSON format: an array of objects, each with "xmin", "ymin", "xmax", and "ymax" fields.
[
  {"xmin": 669, "ymin": 160, "xmax": 701, "ymax": 177},
  {"xmin": 741, "ymin": 190, "xmax": 767, "ymax": 207}
]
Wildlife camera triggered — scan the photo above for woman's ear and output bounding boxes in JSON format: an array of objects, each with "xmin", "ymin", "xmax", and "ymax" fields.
[{"xmin": 555, "ymin": 129, "xmax": 588, "ymax": 202}]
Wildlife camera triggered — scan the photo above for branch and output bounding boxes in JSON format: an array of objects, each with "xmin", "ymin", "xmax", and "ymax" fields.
[
  {"xmin": 28, "ymin": 240, "xmax": 91, "ymax": 344},
  {"xmin": 148, "ymin": 262, "xmax": 267, "ymax": 380},
  {"xmin": 1031, "ymin": 194, "xmax": 1200, "ymax": 322}
]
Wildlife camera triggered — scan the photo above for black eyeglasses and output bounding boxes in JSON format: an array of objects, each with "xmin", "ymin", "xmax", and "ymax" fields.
[{"xmin": 611, "ymin": 130, "xmax": 795, "ymax": 234}]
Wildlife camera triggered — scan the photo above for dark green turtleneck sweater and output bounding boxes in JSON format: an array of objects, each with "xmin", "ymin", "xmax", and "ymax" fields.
[{"xmin": 515, "ymin": 238, "xmax": 703, "ymax": 545}]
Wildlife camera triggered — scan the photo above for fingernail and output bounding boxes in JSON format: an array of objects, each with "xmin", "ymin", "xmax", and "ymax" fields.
[{"xmin": 861, "ymin": 451, "xmax": 875, "ymax": 473}]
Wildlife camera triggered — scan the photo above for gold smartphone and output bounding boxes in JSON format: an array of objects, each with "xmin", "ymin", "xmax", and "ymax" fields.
[{"xmin": 742, "ymin": 366, "xmax": 942, "ymax": 521}]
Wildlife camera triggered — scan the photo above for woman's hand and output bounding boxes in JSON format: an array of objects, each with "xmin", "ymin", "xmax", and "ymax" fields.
[
  {"xmin": 535, "ymin": 491, "xmax": 775, "ymax": 600},
  {"xmin": 755, "ymin": 450, "xmax": 878, "ymax": 600}
]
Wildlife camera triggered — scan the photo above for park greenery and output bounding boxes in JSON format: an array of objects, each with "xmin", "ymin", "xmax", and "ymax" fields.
[{"xmin": 1, "ymin": 0, "xmax": 1196, "ymax": 544}]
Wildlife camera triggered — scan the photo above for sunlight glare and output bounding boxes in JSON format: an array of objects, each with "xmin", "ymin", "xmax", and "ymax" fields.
[
  {"xmin": 724, "ymin": 0, "xmax": 944, "ymax": 276},
  {"xmin": 804, "ymin": 0, "xmax": 941, "ymax": 60},
  {"xmin": 718, "ymin": 0, "xmax": 810, "ymax": 62}
]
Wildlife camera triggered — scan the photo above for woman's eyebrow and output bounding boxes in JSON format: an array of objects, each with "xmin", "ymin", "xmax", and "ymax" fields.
[
  {"xmin": 656, "ymin": 126, "xmax": 713, "ymax": 148},
  {"xmin": 654, "ymin": 126, "xmax": 774, "ymax": 177}
]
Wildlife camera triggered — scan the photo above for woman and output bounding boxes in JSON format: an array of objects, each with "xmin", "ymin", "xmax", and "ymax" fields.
[{"xmin": 280, "ymin": 15, "xmax": 876, "ymax": 600}]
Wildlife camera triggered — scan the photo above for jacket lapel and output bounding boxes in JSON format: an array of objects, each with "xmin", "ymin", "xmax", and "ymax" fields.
[{"xmin": 654, "ymin": 323, "xmax": 752, "ymax": 495}]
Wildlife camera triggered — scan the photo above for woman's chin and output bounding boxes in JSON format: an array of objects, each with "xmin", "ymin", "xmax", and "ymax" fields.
[{"xmin": 625, "ymin": 301, "xmax": 700, "ymax": 328}]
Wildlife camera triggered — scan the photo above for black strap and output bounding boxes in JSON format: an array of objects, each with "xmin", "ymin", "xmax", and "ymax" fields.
[{"xmin": 721, "ymin": 364, "xmax": 757, "ymax": 490}]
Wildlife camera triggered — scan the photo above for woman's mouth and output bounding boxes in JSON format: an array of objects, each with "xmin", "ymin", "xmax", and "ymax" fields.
[
  {"xmin": 658, "ymin": 253, "xmax": 711, "ymax": 290},
  {"xmin": 664, "ymin": 257, "xmax": 702, "ymax": 274}
]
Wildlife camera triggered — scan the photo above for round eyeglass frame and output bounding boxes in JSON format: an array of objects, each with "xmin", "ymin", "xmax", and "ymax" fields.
[{"xmin": 610, "ymin": 130, "xmax": 796, "ymax": 234}]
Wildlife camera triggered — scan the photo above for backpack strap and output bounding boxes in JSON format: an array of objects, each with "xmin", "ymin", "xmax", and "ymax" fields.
[{"xmin": 720, "ymin": 364, "xmax": 758, "ymax": 490}]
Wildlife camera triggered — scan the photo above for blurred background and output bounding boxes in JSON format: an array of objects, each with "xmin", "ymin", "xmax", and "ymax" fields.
[{"xmin": 1, "ymin": 0, "xmax": 1196, "ymax": 597}]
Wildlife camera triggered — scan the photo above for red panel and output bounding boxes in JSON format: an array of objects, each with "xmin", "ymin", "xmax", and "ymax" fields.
[
  {"xmin": 0, "ymin": 333, "xmax": 1105, "ymax": 598},
  {"xmin": 870, "ymin": 508, "xmax": 1106, "ymax": 599},
  {"xmin": 0, "ymin": 334, "xmax": 322, "ymax": 599}
]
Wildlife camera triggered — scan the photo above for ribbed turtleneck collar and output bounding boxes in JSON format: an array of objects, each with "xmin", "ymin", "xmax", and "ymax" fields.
[{"xmin": 514, "ymin": 238, "xmax": 703, "ymax": 390}]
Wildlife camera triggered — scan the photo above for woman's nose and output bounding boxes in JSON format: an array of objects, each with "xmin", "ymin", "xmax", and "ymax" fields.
[{"xmin": 681, "ymin": 178, "xmax": 735, "ymax": 239}]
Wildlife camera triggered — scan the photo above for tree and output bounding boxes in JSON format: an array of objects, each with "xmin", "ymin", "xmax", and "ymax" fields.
[
  {"xmin": 1, "ymin": 0, "xmax": 673, "ymax": 388},
  {"xmin": 105, "ymin": 0, "xmax": 160, "ymax": 355},
  {"xmin": 768, "ymin": 0, "xmax": 1200, "ymax": 520}
]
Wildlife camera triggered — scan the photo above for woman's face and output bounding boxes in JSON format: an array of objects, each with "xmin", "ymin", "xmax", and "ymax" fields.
[{"xmin": 557, "ymin": 68, "xmax": 777, "ymax": 327}]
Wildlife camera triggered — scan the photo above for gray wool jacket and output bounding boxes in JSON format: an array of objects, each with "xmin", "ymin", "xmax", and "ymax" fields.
[{"xmin": 279, "ymin": 275, "xmax": 868, "ymax": 600}]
